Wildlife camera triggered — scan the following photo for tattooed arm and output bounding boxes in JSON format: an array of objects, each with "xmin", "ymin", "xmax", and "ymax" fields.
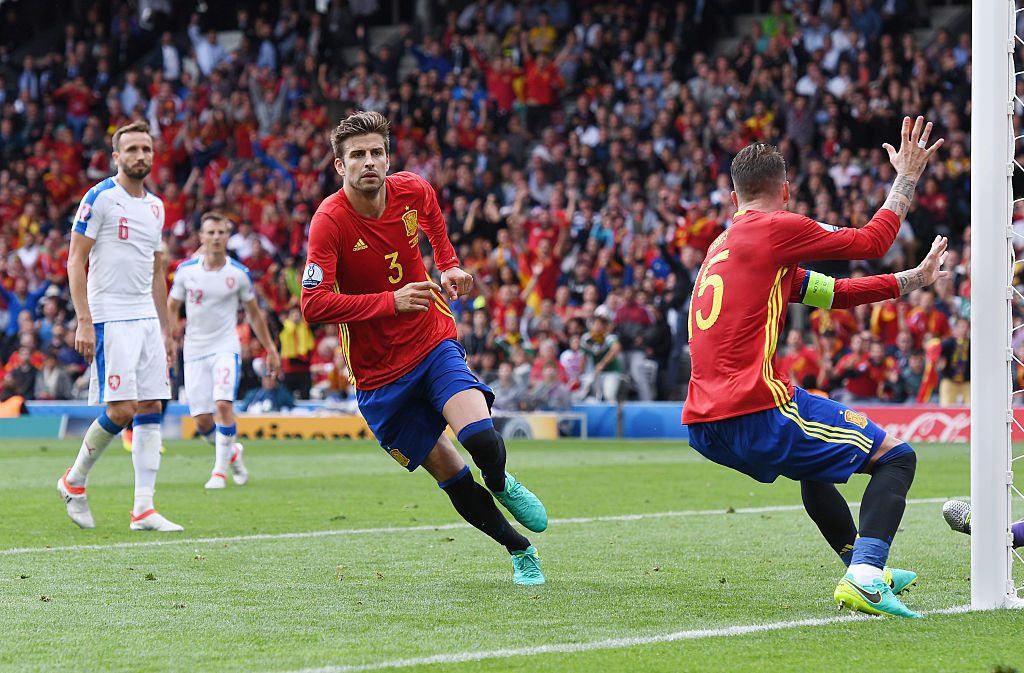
[
  {"xmin": 895, "ymin": 235, "xmax": 949, "ymax": 295},
  {"xmin": 882, "ymin": 175, "xmax": 919, "ymax": 221}
]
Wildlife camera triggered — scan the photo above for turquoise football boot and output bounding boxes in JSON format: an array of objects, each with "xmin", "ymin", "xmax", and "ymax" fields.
[
  {"xmin": 835, "ymin": 574, "xmax": 921, "ymax": 618},
  {"xmin": 883, "ymin": 567, "xmax": 917, "ymax": 595},
  {"xmin": 511, "ymin": 546, "xmax": 545, "ymax": 585},
  {"xmin": 490, "ymin": 472, "xmax": 548, "ymax": 532}
]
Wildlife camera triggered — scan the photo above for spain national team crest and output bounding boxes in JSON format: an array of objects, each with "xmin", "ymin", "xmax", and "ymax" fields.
[
  {"xmin": 108, "ymin": 375, "xmax": 121, "ymax": 391},
  {"xmin": 388, "ymin": 448, "xmax": 410, "ymax": 467},
  {"xmin": 402, "ymin": 209, "xmax": 418, "ymax": 237},
  {"xmin": 151, "ymin": 205, "xmax": 160, "ymax": 220},
  {"xmin": 844, "ymin": 410, "xmax": 868, "ymax": 428},
  {"xmin": 226, "ymin": 277, "xmax": 235, "ymax": 288}
]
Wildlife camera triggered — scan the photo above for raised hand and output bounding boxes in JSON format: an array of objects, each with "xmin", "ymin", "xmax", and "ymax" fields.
[
  {"xmin": 882, "ymin": 115, "xmax": 944, "ymax": 180},
  {"xmin": 895, "ymin": 235, "xmax": 948, "ymax": 295},
  {"xmin": 881, "ymin": 116, "xmax": 944, "ymax": 220}
]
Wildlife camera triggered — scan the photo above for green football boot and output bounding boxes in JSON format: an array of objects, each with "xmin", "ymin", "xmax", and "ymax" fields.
[
  {"xmin": 511, "ymin": 546, "xmax": 545, "ymax": 585},
  {"xmin": 883, "ymin": 567, "xmax": 917, "ymax": 595},
  {"xmin": 835, "ymin": 574, "xmax": 921, "ymax": 618},
  {"xmin": 490, "ymin": 472, "xmax": 548, "ymax": 532}
]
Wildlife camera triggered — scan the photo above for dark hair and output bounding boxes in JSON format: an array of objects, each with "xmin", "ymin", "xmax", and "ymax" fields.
[
  {"xmin": 730, "ymin": 143, "xmax": 786, "ymax": 200},
  {"xmin": 111, "ymin": 119, "xmax": 152, "ymax": 152},
  {"xmin": 330, "ymin": 110, "xmax": 391, "ymax": 158}
]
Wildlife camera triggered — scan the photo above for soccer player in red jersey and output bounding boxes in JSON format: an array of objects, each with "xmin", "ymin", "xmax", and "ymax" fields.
[
  {"xmin": 301, "ymin": 111, "xmax": 547, "ymax": 585},
  {"xmin": 683, "ymin": 117, "xmax": 945, "ymax": 618}
]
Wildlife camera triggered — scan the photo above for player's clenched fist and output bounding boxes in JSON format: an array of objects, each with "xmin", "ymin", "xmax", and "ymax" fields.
[{"xmin": 394, "ymin": 280, "xmax": 442, "ymax": 312}]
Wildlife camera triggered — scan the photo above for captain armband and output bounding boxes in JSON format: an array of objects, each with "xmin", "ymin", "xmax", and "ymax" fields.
[{"xmin": 800, "ymin": 271, "xmax": 835, "ymax": 309}]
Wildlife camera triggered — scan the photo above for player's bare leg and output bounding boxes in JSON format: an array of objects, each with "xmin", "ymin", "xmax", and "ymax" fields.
[
  {"xmin": 422, "ymin": 435, "xmax": 544, "ymax": 585},
  {"xmin": 443, "ymin": 389, "xmax": 547, "ymax": 532}
]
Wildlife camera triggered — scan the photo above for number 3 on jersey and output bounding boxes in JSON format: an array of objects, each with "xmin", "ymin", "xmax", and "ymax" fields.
[
  {"xmin": 689, "ymin": 248, "xmax": 730, "ymax": 335},
  {"xmin": 385, "ymin": 252, "xmax": 403, "ymax": 284}
]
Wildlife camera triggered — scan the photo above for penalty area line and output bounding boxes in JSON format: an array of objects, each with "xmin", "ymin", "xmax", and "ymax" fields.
[
  {"xmin": 269, "ymin": 604, "xmax": 975, "ymax": 673},
  {"xmin": 1, "ymin": 496, "xmax": 956, "ymax": 556}
]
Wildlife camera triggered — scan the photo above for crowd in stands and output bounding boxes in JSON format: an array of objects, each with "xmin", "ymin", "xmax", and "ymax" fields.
[{"xmin": 0, "ymin": 0, "xmax": 982, "ymax": 412}]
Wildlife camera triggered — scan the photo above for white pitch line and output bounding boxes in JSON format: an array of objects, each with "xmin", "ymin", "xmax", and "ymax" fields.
[
  {"xmin": 0, "ymin": 496, "xmax": 956, "ymax": 556},
  {"xmin": 269, "ymin": 604, "xmax": 976, "ymax": 673}
]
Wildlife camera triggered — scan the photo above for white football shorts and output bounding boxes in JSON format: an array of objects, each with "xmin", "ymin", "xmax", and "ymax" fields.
[
  {"xmin": 183, "ymin": 352, "xmax": 240, "ymax": 417},
  {"xmin": 89, "ymin": 318, "xmax": 171, "ymax": 405}
]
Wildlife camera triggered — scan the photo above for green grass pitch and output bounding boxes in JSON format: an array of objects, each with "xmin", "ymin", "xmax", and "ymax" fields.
[{"xmin": 1, "ymin": 437, "xmax": 1022, "ymax": 672}]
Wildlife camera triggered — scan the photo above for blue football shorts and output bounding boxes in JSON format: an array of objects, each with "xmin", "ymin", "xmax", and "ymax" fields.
[
  {"xmin": 686, "ymin": 387, "xmax": 885, "ymax": 484},
  {"xmin": 356, "ymin": 339, "xmax": 494, "ymax": 471}
]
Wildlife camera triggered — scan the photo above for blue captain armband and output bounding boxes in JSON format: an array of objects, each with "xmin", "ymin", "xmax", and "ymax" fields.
[{"xmin": 800, "ymin": 271, "xmax": 835, "ymax": 309}]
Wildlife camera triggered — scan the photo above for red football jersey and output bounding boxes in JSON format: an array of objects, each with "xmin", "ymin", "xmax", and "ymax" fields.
[
  {"xmin": 682, "ymin": 208, "xmax": 902, "ymax": 424},
  {"xmin": 300, "ymin": 172, "xmax": 459, "ymax": 390}
]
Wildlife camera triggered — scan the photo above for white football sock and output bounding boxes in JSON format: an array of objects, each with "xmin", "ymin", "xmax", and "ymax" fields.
[
  {"xmin": 68, "ymin": 414, "xmax": 122, "ymax": 486},
  {"xmin": 131, "ymin": 417, "xmax": 162, "ymax": 515},
  {"xmin": 849, "ymin": 563, "xmax": 884, "ymax": 585},
  {"xmin": 213, "ymin": 423, "xmax": 236, "ymax": 475}
]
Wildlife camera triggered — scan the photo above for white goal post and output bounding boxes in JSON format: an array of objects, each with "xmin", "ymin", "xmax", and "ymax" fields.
[{"xmin": 971, "ymin": 0, "xmax": 1020, "ymax": 609}]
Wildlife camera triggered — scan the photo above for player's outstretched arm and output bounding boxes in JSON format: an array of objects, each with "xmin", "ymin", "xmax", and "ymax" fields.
[
  {"xmin": 795, "ymin": 235, "xmax": 949, "ymax": 310},
  {"xmin": 68, "ymin": 232, "xmax": 96, "ymax": 363},
  {"xmin": 881, "ymin": 116, "xmax": 944, "ymax": 221}
]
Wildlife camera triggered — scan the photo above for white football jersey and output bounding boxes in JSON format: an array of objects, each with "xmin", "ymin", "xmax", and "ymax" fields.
[
  {"xmin": 169, "ymin": 255, "xmax": 255, "ymax": 361},
  {"xmin": 72, "ymin": 177, "xmax": 164, "ymax": 323}
]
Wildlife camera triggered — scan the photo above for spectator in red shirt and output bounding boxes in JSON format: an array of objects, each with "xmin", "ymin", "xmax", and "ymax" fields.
[
  {"xmin": 528, "ymin": 338, "xmax": 568, "ymax": 386},
  {"xmin": 906, "ymin": 288, "xmax": 950, "ymax": 348},
  {"xmin": 520, "ymin": 33, "xmax": 565, "ymax": 132},
  {"xmin": 53, "ymin": 77, "xmax": 98, "ymax": 140},
  {"xmin": 778, "ymin": 328, "xmax": 823, "ymax": 389}
]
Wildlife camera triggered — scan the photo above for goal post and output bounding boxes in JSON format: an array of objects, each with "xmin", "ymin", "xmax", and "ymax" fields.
[{"xmin": 970, "ymin": 0, "xmax": 1019, "ymax": 609}]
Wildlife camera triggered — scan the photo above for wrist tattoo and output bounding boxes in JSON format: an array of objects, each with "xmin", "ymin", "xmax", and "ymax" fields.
[
  {"xmin": 883, "ymin": 175, "xmax": 918, "ymax": 220},
  {"xmin": 895, "ymin": 268, "xmax": 926, "ymax": 295}
]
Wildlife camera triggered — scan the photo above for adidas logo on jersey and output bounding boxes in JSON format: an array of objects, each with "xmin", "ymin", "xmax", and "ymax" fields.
[{"xmin": 352, "ymin": 239, "xmax": 368, "ymax": 251}]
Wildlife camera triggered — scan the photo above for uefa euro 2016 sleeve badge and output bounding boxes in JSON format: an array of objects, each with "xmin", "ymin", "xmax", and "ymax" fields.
[{"xmin": 302, "ymin": 263, "xmax": 324, "ymax": 289}]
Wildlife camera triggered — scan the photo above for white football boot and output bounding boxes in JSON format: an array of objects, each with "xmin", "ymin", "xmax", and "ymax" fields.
[
  {"xmin": 204, "ymin": 473, "xmax": 227, "ymax": 489},
  {"xmin": 57, "ymin": 469, "xmax": 95, "ymax": 529},
  {"xmin": 229, "ymin": 443, "xmax": 249, "ymax": 485},
  {"xmin": 129, "ymin": 509, "xmax": 184, "ymax": 532}
]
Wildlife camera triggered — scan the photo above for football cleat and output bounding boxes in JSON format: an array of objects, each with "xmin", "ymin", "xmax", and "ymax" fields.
[
  {"xmin": 229, "ymin": 443, "xmax": 248, "ymax": 485},
  {"xmin": 129, "ymin": 509, "xmax": 184, "ymax": 532},
  {"xmin": 57, "ymin": 469, "xmax": 94, "ymax": 529},
  {"xmin": 943, "ymin": 500, "xmax": 971, "ymax": 535},
  {"xmin": 204, "ymin": 473, "xmax": 227, "ymax": 489},
  {"xmin": 883, "ymin": 567, "xmax": 917, "ymax": 595},
  {"xmin": 490, "ymin": 472, "xmax": 548, "ymax": 532},
  {"xmin": 834, "ymin": 574, "xmax": 921, "ymax": 618},
  {"xmin": 511, "ymin": 546, "xmax": 545, "ymax": 585}
]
